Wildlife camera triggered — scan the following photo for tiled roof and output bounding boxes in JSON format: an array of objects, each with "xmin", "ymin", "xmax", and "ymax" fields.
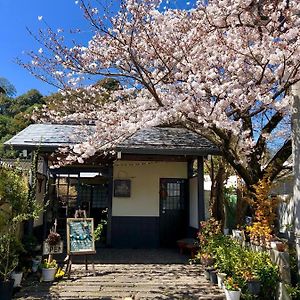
[
  {"xmin": 4, "ymin": 124, "xmax": 95, "ymax": 151},
  {"xmin": 116, "ymin": 127, "xmax": 219, "ymax": 156},
  {"xmin": 4, "ymin": 124, "xmax": 220, "ymax": 156}
]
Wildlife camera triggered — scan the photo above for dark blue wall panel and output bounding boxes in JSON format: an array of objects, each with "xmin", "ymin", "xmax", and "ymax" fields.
[{"xmin": 111, "ymin": 216, "xmax": 159, "ymax": 248}]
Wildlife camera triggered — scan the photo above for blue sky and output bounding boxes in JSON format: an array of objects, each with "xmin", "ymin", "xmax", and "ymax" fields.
[
  {"xmin": 0, "ymin": 0, "xmax": 195, "ymax": 97},
  {"xmin": 0, "ymin": 1, "xmax": 90, "ymax": 96}
]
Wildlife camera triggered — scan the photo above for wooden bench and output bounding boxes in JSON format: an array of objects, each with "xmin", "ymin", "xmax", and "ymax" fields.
[{"xmin": 176, "ymin": 238, "xmax": 198, "ymax": 258}]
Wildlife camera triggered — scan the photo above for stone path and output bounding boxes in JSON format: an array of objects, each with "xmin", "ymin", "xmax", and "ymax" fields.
[{"xmin": 13, "ymin": 249, "xmax": 225, "ymax": 300}]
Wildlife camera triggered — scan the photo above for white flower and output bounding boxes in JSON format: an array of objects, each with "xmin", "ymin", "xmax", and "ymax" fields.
[
  {"xmin": 38, "ymin": 16, "xmax": 43, "ymax": 21},
  {"xmin": 38, "ymin": 48, "xmax": 43, "ymax": 54}
]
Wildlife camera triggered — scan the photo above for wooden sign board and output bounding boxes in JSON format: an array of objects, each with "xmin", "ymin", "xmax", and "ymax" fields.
[
  {"xmin": 66, "ymin": 218, "xmax": 95, "ymax": 255},
  {"xmin": 43, "ymin": 240, "xmax": 63, "ymax": 255}
]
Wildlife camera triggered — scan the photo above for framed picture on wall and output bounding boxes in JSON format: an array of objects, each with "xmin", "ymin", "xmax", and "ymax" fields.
[{"xmin": 114, "ymin": 179, "xmax": 131, "ymax": 197}]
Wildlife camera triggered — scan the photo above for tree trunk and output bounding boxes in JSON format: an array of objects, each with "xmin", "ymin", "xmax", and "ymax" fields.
[
  {"xmin": 209, "ymin": 158, "xmax": 227, "ymax": 228},
  {"xmin": 235, "ymin": 180, "xmax": 250, "ymax": 226}
]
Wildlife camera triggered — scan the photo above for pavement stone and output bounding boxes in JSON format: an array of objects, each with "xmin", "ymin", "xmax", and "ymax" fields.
[{"xmin": 13, "ymin": 249, "xmax": 225, "ymax": 300}]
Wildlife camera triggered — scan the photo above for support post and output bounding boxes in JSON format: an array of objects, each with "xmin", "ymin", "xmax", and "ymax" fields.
[
  {"xmin": 43, "ymin": 157, "xmax": 50, "ymax": 241},
  {"xmin": 292, "ymin": 83, "xmax": 300, "ymax": 275},
  {"xmin": 106, "ymin": 163, "xmax": 113, "ymax": 246},
  {"xmin": 197, "ymin": 156, "xmax": 205, "ymax": 223}
]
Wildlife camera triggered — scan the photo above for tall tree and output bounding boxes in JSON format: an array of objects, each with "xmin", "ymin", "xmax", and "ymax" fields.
[
  {"xmin": 22, "ymin": 0, "xmax": 299, "ymax": 201},
  {"xmin": 0, "ymin": 88, "xmax": 45, "ymax": 158},
  {"xmin": 0, "ymin": 77, "xmax": 16, "ymax": 97}
]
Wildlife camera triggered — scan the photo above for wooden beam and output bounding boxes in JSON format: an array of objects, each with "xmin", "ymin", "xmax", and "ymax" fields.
[{"xmin": 120, "ymin": 154, "xmax": 195, "ymax": 162}]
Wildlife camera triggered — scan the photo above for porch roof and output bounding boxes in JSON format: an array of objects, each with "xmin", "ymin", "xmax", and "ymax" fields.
[{"xmin": 4, "ymin": 124, "xmax": 220, "ymax": 156}]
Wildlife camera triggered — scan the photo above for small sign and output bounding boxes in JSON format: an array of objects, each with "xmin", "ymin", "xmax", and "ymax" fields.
[
  {"xmin": 66, "ymin": 218, "xmax": 95, "ymax": 254},
  {"xmin": 114, "ymin": 179, "xmax": 131, "ymax": 197},
  {"xmin": 43, "ymin": 240, "xmax": 63, "ymax": 255}
]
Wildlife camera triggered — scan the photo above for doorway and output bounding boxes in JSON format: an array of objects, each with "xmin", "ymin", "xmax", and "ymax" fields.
[{"xmin": 159, "ymin": 178, "xmax": 188, "ymax": 247}]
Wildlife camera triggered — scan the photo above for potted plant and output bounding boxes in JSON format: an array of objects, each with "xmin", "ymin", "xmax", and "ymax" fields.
[
  {"xmin": 41, "ymin": 259, "xmax": 58, "ymax": 282},
  {"xmin": 10, "ymin": 239, "xmax": 27, "ymax": 287},
  {"xmin": 0, "ymin": 232, "xmax": 18, "ymax": 300},
  {"xmin": 200, "ymin": 252, "xmax": 215, "ymax": 267},
  {"xmin": 242, "ymin": 271, "xmax": 261, "ymax": 295},
  {"xmin": 0, "ymin": 165, "xmax": 39, "ymax": 300},
  {"xmin": 55, "ymin": 267, "xmax": 65, "ymax": 281},
  {"xmin": 224, "ymin": 277, "xmax": 241, "ymax": 300}
]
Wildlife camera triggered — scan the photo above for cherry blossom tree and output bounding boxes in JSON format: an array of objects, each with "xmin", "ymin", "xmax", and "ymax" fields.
[{"xmin": 22, "ymin": 0, "xmax": 300, "ymax": 198}]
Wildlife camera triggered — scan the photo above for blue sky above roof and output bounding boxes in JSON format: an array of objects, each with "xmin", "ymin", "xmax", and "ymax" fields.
[{"xmin": 0, "ymin": 0, "xmax": 196, "ymax": 97}]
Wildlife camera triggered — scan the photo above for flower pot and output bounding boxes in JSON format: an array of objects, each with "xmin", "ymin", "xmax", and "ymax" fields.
[
  {"xmin": 203, "ymin": 268, "xmax": 211, "ymax": 280},
  {"xmin": 11, "ymin": 271, "xmax": 23, "ymax": 287},
  {"xmin": 224, "ymin": 288, "xmax": 241, "ymax": 300},
  {"xmin": 217, "ymin": 272, "xmax": 227, "ymax": 288},
  {"xmin": 270, "ymin": 241, "xmax": 277, "ymax": 250},
  {"xmin": 32, "ymin": 258, "xmax": 41, "ymax": 272},
  {"xmin": 0, "ymin": 279, "xmax": 14, "ymax": 300},
  {"xmin": 223, "ymin": 228, "xmax": 229, "ymax": 235},
  {"xmin": 247, "ymin": 280, "xmax": 261, "ymax": 295},
  {"xmin": 42, "ymin": 267, "xmax": 57, "ymax": 282},
  {"xmin": 287, "ymin": 230, "xmax": 295, "ymax": 241},
  {"xmin": 276, "ymin": 242, "xmax": 286, "ymax": 252},
  {"xmin": 210, "ymin": 270, "xmax": 218, "ymax": 285}
]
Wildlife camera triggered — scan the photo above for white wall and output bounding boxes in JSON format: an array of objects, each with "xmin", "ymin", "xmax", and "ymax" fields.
[{"xmin": 112, "ymin": 161, "xmax": 187, "ymax": 217}]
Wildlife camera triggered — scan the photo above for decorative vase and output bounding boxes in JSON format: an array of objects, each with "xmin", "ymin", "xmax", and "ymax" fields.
[
  {"xmin": 0, "ymin": 279, "xmax": 14, "ymax": 300},
  {"xmin": 247, "ymin": 280, "xmax": 261, "ymax": 295},
  {"xmin": 42, "ymin": 268, "xmax": 57, "ymax": 282},
  {"xmin": 11, "ymin": 271, "xmax": 23, "ymax": 287},
  {"xmin": 224, "ymin": 289, "xmax": 241, "ymax": 300},
  {"xmin": 217, "ymin": 272, "xmax": 227, "ymax": 288}
]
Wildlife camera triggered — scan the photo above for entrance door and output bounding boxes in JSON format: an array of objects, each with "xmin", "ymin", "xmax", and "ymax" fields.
[{"xmin": 159, "ymin": 178, "xmax": 188, "ymax": 247}]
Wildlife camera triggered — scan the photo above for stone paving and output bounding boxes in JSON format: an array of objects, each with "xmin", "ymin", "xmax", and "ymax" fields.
[{"xmin": 13, "ymin": 249, "xmax": 225, "ymax": 300}]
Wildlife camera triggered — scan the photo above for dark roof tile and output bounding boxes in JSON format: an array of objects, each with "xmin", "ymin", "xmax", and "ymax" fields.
[{"xmin": 4, "ymin": 124, "xmax": 220, "ymax": 156}]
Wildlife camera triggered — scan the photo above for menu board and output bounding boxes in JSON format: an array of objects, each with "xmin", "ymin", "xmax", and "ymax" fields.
[{"xmin": 66, "ymin": 218, "xmax": 95, "ymax": 254}]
